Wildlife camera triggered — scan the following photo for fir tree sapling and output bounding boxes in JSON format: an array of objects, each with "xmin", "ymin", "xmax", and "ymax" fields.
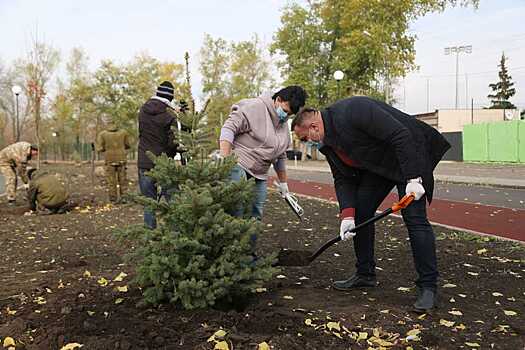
[{"xmin": 116, "ymin": 103, "xmax": 278, "ymax": 309}]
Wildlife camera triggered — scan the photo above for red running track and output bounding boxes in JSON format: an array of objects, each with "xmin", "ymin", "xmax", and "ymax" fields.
[{"xmin": 273, "ymin": 178, "xmax": 525, "ymax": 243}]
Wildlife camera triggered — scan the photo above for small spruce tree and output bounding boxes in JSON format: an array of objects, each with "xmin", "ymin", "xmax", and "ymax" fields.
[
  {"xmin": 116, "ymin": 102, "xmax": 277, "ymax": 309},
  {"xmin": 488, "ymin": 52, "xmax": 516, "ymax": 109}
]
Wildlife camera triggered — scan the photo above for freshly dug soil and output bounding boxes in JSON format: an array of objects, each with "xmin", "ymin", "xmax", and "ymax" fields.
[
  {"xmin": 0, "ymin": 164, "xmax": 523, "ymax": 349},
  {"xmin": 276, "ymin": 249, "xmax": 313, "ymax": 266}
]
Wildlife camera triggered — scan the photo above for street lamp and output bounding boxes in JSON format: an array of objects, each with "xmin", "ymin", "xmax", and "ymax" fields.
[
  {"xmin": 52, "ymin": 131, "xmax": 58, "ymax": 162},
  {"xmin": 11, "ymin": 85, "xmax": 22, "ymax": 142},
  {"xmin": 333, "ymin": 70, "xmax": 344, "ymax": 100},
  {"xmin": 444, "ymin": 45, "xmax": 472, "ymax": 109}
]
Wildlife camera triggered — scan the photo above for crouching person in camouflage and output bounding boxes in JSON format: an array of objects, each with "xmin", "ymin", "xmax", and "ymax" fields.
[
  {"xmin": 27, "ymin": 168, "xmax": 71, "ymax": 214},
  {"xmin": 0, "ymin": 142, "xmax": 38, "ymax": 206}
]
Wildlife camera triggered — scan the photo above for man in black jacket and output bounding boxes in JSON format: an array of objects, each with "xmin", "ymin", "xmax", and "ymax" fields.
[
  {"xmin": 291, "ymin": 96, "xmax": 450, "ymax": 313},
  {"xmin": 138, "ymin": 81, "xmax": 181, "ymax": 228}
]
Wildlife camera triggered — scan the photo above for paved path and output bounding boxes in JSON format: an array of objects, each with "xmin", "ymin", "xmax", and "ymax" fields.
[
  {"xmin": 287, "ymin": 161, "xmax": 525, "ymax": 189},
  {"xmin": 285, "ymin": 169, "xmax": 525, "ymax": 210},
  {"xmin": 272, "ymin": 170, "xmax": 525, "ymax": 242}
]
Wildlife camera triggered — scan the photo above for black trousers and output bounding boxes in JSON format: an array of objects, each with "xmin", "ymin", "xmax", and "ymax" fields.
[{"xmin": 351, "ymin": 169, "xmax": 438, "ymax": 291}]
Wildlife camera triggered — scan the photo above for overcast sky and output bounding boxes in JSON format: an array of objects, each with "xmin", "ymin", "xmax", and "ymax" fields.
[{"xmin": 1, "ymin": 0, "xmax": 524, "ymax": 114}]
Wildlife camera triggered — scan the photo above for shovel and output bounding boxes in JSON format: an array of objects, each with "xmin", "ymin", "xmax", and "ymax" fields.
[{"xmin": 276, "ymin": 193, "xmax": 415, "ymax": 266}]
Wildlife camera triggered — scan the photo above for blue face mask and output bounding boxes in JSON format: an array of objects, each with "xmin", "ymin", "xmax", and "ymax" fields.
[{"xmin": 276, "ymin": 106, "xmax": 288, "ymax": 123}]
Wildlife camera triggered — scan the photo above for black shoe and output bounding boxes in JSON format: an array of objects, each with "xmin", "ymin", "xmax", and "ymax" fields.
[
  {"xmin": 333, "ymin": 274, "xmax": 377, "ymax": 291},
  {"xmin": 413, "ymin": 289, "xmax": 437, "ymax": 313}
]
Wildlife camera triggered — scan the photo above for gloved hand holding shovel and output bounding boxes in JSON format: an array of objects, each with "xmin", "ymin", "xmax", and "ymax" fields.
[{"xmin": 276, "ymin": 192, "xmax": 415, "ymax": 266}]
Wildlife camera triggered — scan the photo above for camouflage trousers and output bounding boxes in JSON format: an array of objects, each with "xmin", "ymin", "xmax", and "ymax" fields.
[
  {"xmin": 0, "ymin": 165, "xmax": 17, "ymax": 201},
  {"xmin": 105, "ymin": 162, "xmax": 127, "ymax": 201}
]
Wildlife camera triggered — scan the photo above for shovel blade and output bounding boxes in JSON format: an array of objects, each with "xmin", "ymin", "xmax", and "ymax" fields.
[{"xmin": 275, "ymin": 249, "xmax": 313, "ymax": 266}]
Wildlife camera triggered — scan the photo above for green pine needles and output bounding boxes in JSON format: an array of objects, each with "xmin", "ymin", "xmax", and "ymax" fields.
[{"xmin": 116, "ymin": 106, "xmax": 278, "ymax": 309}]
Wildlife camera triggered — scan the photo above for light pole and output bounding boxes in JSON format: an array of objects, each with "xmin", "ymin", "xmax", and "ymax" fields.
[
  {"xmin": 52, "ymin": 131, "xmax": 58, "ymax": 162},
  {"xmin": 444, "ymin": 45, "xmax": 472, "ymax": 109},
  {"xmin": 11, "ymin": 85, "xmax": 22, "ymax": 142},
  {"xmin": 333, "ymin": 70, "xmax": 344, "ymax": 100}
]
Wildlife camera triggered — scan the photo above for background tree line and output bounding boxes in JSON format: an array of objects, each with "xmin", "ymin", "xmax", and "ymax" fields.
[{"xmin": 0, "ymin": 0, "xmax": 481, "ymax": 159}]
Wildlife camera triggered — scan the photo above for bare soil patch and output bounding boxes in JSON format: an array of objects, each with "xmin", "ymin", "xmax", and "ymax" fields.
[{"xmin": 1, "ymin": 164, "xmax": 523, "ymax": 349}]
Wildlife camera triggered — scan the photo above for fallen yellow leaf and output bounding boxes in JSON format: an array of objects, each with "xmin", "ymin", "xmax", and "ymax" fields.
[
  {"xmin": 117, "ymin": 285, "xmax": 128, "ymax": 293},
  {"xmin": 406, "ymin": 329, "xmax": 421, "ymax": 337},
  {"xmin": 6, "ymin": 307, "xmax": 16, "ymax": 315},
  {"xmin": 465, "ymin": 342, "xmax": 480, "ymax": 348},
  {"xmin": 455, "ymin": 324, "xmax": 466, "ymax": 331},
  {"xmin": 87, "ymin": 311, "xmax": 95, "ymax": 316},
  {"xmin": 372, "ymin": 338, "xmax": 394, "ymax": 347},
  {"xmin": 476, "ymin": 248, "xmax": 487, "ymax": 254},
  {"xmin": 214, "ymin": 341, "xmax": 229, "ymax": 350},
  {"xmin": 60, "ymin": 343, "xmax": 84, "ymax": 350},
  {"xmin": 358, "ymin": 332, "xmax": 368, "ymax": 341},
  {"xmin": 305, "ymin": 319, "xmax": 313, "ymax": 326},
  {"xmin": 439, "ymin": 319, "xmax": 455, "ymax": 327},
  {"xmin": 326, "ymin": 321, "xmax": 340, "ymax": 331},
  {"xmin": 492, "ymin": 292, "xmax": 503, "ymax": 297},
  {"xmin": 255, "ymin": 287, "xmax": 267, "ymax": 293},
  {"xmin": 83, "ymin": 270, "xmax": 91, "ymax": 278},
  {"xmin": 443, "ymin": 283, "xmax": 457, "ymax": 288},
  {"xmin": 97, "ymin": 277, "xmax": 109, "ymax": 287},
  {"xmin": 208, "ymin": 330, "xmax": 227, "ymax": 342},
  {"xmin": 503, "ymin": 310, "xmax": 517, "ymax": 316},
  {"xmin": 113, "ymin": 272, "xmax": 127, "ymax": 282},
  {"xmin": 3, "ymin": 337, "xmax": 15, "ymax": 347},
  {"xmin": 397, "ymin": 287, "xmax": 411, "ymax": 292},
  {"xmin": 33, "ymin": 296, "xmax": 46, "ymax": 305},
  {"xmin": 448, "ymin": 310, "xmax": 463, "ymax": 316},
  {"xmin": 115, "ymin": 298, "xmax": 124, "ymax": 304},
  {"xmin": 258, "ymin": 341, "xmax": 270, "ymax": 350},
  {"xmin": 283, "ymin": 295, "xmax": 294, "ymax": 300}
]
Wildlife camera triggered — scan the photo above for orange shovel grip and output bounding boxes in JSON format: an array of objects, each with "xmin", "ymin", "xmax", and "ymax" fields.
[{"xmin": 391, "ymin": 193, "xmax": 415, "ymax": 212}]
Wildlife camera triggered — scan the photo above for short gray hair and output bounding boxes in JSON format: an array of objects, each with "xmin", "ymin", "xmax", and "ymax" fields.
[{"xmin": 291, "ymin": 107, "xmax": 318, "ymax": 130}]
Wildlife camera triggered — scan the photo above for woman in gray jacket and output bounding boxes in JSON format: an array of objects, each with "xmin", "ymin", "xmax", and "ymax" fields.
[{"xmin": 219, "ymin": 86, "xmax": 307, "ymax": 220}]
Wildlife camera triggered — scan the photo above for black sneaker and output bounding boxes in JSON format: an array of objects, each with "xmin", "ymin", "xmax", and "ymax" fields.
[
  {"xmin": 332, "ymin": 274, "xmax": 377, "ymax": 291},
  {"xmin": 413, "ymin": 289, "xmax": 437, "ymax": 313}
]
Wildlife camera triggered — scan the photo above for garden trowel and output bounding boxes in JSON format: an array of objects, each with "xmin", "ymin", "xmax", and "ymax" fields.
[{"xmin": 276, "ymin": 193, "xmax": 415, "ymax": 266}]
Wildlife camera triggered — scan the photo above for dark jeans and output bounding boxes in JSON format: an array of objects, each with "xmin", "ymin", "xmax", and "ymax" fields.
[
  {"xmin": 138, "ymin": 168, "xmax": 172, "ymax": 229},
  {"xmin": 351, "ymin": 170, "xmax": 438, "ymax": 291}
]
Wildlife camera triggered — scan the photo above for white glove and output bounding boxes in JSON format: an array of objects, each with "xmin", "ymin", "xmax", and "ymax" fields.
[
  {"xmin": 405, "ymin": 177, "xmax": 425, "ymax": 201},
  {"xmin": 274, "ymin": 182, "xmax": 289, "ymax": 198},
  {"xmin": 211, "ymin": 152, "xmax": 224, "ymax": 164},
  {"xmin": 22, "ymin": 184, "xmax": 29, "ymax": 190},
  {"xmin": 340, "ymin": 217, "xmax": 356, "ymax": 241}
]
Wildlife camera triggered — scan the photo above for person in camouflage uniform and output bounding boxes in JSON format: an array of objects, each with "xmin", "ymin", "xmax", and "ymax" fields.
[
  {"xmin": 27, "ymin": 168, "xmax": 70, "ymax": 214},
  {"xmin": 0, "ymin": 142, "xmax": 38, "ymax": 206},
  {"xmin": 96, "ymin": 123, "xmax": 131, "ymax": 203}
]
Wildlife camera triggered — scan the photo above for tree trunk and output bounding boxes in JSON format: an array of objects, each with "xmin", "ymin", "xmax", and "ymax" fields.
[{"xmin": 35, "ymin": 99, "xmax": 41, "ymax": 169}]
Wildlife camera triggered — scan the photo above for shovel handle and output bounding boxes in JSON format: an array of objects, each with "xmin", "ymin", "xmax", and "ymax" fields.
[
  {"xmin": 391, "ymin": 193, "xmax": 415, "ymax": 212},
  {"xmin": 308, "ymin": 193, "xmax": 416, "ymax": 263}
]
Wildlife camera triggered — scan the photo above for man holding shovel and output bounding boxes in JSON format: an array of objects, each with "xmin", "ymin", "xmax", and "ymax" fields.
[{"xmin": 291, "ymin": 96, "xmax": 450, "ymax": 313}]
